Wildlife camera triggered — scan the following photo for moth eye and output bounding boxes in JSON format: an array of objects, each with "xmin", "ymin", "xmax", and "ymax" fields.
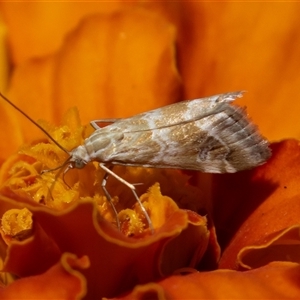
[{"xmin": 75, "ymin": 159, "xmax": 86, "ymax": 169}]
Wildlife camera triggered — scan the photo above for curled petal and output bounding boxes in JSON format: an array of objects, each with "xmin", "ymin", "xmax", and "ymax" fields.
[
  {"xmin": 238, "ymin": 225, "xmax": 300, "ymax": 270},
  {"xmin": 160, "ymin": 210, "xmax": 209, "ymax": 276},
  {"xmin": 1, "ymin": 202, "xmax": 61, "ymax": 277},
  {"xmin": 0, "ymin": 182, "xmax": 208, "ymax": 299},
  {"xmin": 1, "ymin": 208, "xmax": 33, "ymax": 242},
  {"xmin": 214, "ymin": 140, "xmax": 300, "ymax": 269},
  {"xmin": 116, "ymin": 262, "xmax": 300, "ymax": 299},
  {"xmin": 0, "ymin": 253, "xmax": 88, "ymax": 299}
]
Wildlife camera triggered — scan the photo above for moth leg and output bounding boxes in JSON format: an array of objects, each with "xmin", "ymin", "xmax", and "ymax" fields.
[
  {"xmin": 90, "ymin": 119, "xmax": 121, "ymax": 129},
  {"xmin": 99, "ymin": 163, "xmax": 154, "ymax": 234},
  {"xmin": 40, "ymin": 165, "xmax": 68, "ymax": 203},
  {"xmin": 101, "ymin": 171, "xmax": 121, "ymax": 231}
]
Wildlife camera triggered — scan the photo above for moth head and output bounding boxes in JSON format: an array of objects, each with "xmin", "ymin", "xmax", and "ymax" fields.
[
  {"xmin": 69, "ymin": 145, "xmax": 90, "ymax": 169},
  {"xmin": 70, "ymin": 157, "xmax": 87, "ymax": 169}
]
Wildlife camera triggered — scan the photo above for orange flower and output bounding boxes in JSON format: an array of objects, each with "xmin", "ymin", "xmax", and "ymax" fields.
[
  {"xmin": 0, "ymin": 107, "xmax": 210, "ymax": 298},
  {"xmin": 0, "ymin": 2, "xmax": 300, "ymax": 299}
]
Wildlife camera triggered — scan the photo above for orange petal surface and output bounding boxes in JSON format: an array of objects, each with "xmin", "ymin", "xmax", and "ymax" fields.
[
  {"xmin": 1, "ymin": 197, "xmax": 208, "ymax": 299},
  {"xmin": 117, "ymin": 262, "xmax": 300, "ymax": 299},
  {"xmin": 0, "ymin": 2, "xmax": 129, "ymax": 64},
  {"xmin": 4, "ymin": 8, "xmax": 181, "ymax": 154},
  {"xmin": 212, "ymin": 140, "xmax": 300, "ymax": 269},
  {"xmin": 171, "ymin": 2, "xmax": 300, "ymax": 141},
  {"xmin": 0, "ymin": 253, "xmax": 88, "ymax": 300}
]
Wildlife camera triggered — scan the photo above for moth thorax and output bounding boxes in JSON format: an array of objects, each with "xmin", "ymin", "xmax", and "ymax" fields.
[{"xmin": 85, "ymin": 131, "xmax": 124, "ymax": 160}]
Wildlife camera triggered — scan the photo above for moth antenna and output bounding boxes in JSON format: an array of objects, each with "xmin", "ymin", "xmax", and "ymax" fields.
[
  {"xmin": 41, "ymin": 158, "xmax": 72, "ymax": 203},
  {"xmin": 0, "ymin": 93, "xmax": 70, "ymax": 155},
  {"xmin": 41, "ymin": 157, "xmax": 71, "ymax": 175}
]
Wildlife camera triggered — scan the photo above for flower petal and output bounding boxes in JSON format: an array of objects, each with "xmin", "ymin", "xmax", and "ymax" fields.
[
  {"xmin": 212, "ymin": 140, "xmax": 300, "ymax": 269},
  {"xmin": 116, "ymin": 262, "xmax": 300, "ymax": 299},
  {"xmin": 173, "ymin": 2, "xmax": 300, "ymax": 140},
  {"xmin": 0, "ymin": 3, "xmax": 130, "ymax": 64},
  {"xmin": 159, "ymin": 209, "xmax": 209, "ymax": 276},
  {"xmin": 238, "ymin": 225, "xmax": 300, "ymax": 270},
  {"xmin": 6, "ymin": 8, "xmax": 181, "ymax": 148},
  {"xmin": 0, "ymin": 191, "xmax": 208, "ymax": 298},
  {"xmin": 0, "ymin": 252, "xmax": 88, "ymax": 299}
]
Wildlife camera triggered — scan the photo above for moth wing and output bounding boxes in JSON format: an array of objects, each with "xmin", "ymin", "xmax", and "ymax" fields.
[
  {"xmin": 103, "ymin": 103, "xmax": 270, "ymax": 173},
  {"xmin": 95, "ymin": 91, "xmax": 244, "ymax": 133},
  {"xmin": 90, "ymin": 119, "xmax": 121, "ymax": 129}
]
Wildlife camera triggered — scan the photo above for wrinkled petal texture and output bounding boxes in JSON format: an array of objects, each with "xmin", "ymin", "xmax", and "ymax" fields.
[
  {"xmin": 0, "ymin": 109, "xmax": 210, "ymax": 298},
  {"xmin": 117, "ymin": 262, "xmax": 300, "ymax": 299},
  {"xmin": 0, "ymin": 253, "xmax": 88, "ymax": 300},
  {"xmin": 212, "ymin": 140, "xmax": 300, "ymax": 269},
  {"xmin": 0, "ymin": 196, "xmax": 208, "ymax": 299}
]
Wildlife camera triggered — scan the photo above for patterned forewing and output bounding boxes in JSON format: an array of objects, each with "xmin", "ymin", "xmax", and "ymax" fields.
[
  {"xmin": 101, "ymin": 103, "xmax": 270, "ymax": 173},
  {"xmin": 97, "ymin": 91, "xmax": 244, "ymax": 133}
]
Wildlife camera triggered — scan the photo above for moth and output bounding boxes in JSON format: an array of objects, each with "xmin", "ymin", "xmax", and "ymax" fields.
[{"xmin": 1, "ymin": 91, "xmax": 271, "ymax": 233}]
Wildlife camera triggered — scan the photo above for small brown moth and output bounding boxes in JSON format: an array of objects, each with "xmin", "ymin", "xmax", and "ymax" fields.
[{"xmin": 1, "ymin": 91, "xmax": 271, "ymax": 233}]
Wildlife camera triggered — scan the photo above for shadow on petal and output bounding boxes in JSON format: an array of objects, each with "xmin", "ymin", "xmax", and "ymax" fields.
[{"xmin": 215, "ymin": 140, "xmax": 300, "ymax": 269}]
